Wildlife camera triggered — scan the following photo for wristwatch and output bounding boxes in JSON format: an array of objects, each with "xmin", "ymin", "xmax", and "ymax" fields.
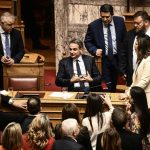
[{"xmin": 8, "ymin": 98, "xmax": 14, "ymax": 105}]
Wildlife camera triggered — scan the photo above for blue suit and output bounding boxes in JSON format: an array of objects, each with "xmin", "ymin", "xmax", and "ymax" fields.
[{"xmin": 84, "ymin": 16, "xmax": 126, "ymax": 92}]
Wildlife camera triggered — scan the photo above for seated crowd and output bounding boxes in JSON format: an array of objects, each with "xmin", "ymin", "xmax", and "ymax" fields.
[{"xmin": 0, "ymin": 87, "xmax": 150, "ymax": 150}]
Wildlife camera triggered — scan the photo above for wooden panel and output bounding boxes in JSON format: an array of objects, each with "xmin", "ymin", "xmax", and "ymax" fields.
[
  {"xmin": 3, "ymin": 60, "xmax": 44, "ymax": 91},
  {"xmin": 1, "ymin": 91, "xmax": 126, "ymax": 126}
]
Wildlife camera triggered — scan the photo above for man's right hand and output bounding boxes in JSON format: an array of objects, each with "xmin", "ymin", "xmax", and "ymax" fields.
[
  {"xmin": 96, "ymin": 49, "xmax": 102, "ymax": 57},
  {"xmin": 70, "ymin": 75, "xmax": 81, "ymax": 83}
]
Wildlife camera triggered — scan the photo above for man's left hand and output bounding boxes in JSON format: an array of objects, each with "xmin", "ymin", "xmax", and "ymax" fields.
[{"xmin": 82, "ymin": 72, "xmax": 93, "ymax": 82}]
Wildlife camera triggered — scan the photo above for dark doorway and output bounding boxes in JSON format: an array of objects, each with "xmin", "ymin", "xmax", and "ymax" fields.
[{"xmin": 21, "ymin": 0, "xmax": 55, "ymax": 67}]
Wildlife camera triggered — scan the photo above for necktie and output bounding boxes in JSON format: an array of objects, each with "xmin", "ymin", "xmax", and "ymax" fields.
[
  {"xmin": 76, "ymin": 59, "xmax": 85, "ymax": 89},
  {"xmin": 107, "ymin": 24, "xmax": 113, "ymax": 59},
  {"xmin": 4, "ymin": 32, "xmax": 11, "ymax": 57}
]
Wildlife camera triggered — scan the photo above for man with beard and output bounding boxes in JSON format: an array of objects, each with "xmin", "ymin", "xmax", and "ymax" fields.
[{"xmin": 119, "ymin": 11, "xmax": 149, "ymax": 86}]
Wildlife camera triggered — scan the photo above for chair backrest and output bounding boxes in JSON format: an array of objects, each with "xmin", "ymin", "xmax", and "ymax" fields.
[{"xmin": 9, "ymin": 77, "xmax": 38, "ymax": 91}]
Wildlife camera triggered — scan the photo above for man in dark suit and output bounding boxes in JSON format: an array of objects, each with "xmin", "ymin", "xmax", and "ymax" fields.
[
  {"xmin": 119, "ymin": 11, "xmax": 149, "ymax": 86},
  {"xmin": 52, "ymin": 118, "xmax": 85, "ymax": 150},
  {"xmin": 84, "ymin": 4, "xmax": 126, "ymax": 92},
  {"xmin": 21, "ymin": 96, "xmax": 41, "ymax": 133},
  {"xmin": 112, "ymin": 107, "xmax": 143, "ymax": 150},
  {"xmin": 0, "ymin": 94, "xmax": 26, "ymax": 131},
  {"xmin": 55, "ymin": 38, "xmax": 101, "ymax": 92},
  {"xmin": 0, "ymin": 12, "xmax": 25, "ymax": 90}
]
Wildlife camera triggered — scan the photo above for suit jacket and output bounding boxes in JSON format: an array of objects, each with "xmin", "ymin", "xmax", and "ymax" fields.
[
  {"xmin": 96, "ymin": 129, "xmax": 142, "ymax": 150},
  {"xmin": 0, "ymin": 28, "xmax": 25, "ymax": 76},
  {"xmin": 126, "ymin": 56, "xmax": 150, "ymax": 108},
  {"xmin": 0, "ymin": 28, "xmax": 25, "ymax": 63},
  {"xmin": 21, "ymin": 115, "xmax": 35, "ymax": 134},
  {"xmin": 119, "ymin": 29, "xmax": 137, "ymax": 86},
  {"xmin": 84, "ymin": 16, "xmax": 126, "ymax": 57},
  {"xmin": 55, "ymin": 55, "xmax": 101, "ymax": 91},
  {"xmin": 52, "ymin": 136, "xmax": 85, "ymax": 150},
  {"xmin": 0, "ymin": 95, "xmax": 26, "ymax": 131}
]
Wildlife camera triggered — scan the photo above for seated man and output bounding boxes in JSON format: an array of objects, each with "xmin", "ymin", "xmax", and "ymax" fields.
[
  {"xmin": 52, "ymin": 118, "xmax": 85, "ymax": 150},
  {"xmin": 55, "ymin": 38, "xmax": 101, "ymax": 92}
]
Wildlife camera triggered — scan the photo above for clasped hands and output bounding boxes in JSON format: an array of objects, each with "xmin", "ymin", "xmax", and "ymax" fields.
[
  {"xmin": 70, "ymin": 72, "xmax": 93, "ymax": 83},
  {"xmin": 1, "ymin": 56, "xmax": 14, "ymax": 65}
]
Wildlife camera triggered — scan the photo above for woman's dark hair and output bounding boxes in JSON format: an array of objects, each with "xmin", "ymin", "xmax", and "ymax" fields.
[
  {"xmin": 100, "ymin": 4, "xmax": 114, "ymax": 15},
  {"xmin": 136, "ymin": 34, "xmax": 150, "ymax": 62},
  {"xmin": 101, "ymin": 127, "xmax": 122, "ymax": 150},
  {"xmin": 130, "ymin": 86, "xmax": 150, "ymax": 139},
  {"xmin": 62, "ymin": 103, "xmax": 81, "ymax": 124},
  {"xmin": 83, "ymin": 93, "xmax": 103, "ymax": 131}
]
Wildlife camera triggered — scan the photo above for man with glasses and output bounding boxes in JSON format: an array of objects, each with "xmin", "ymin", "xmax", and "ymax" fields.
[
  {"xmin": 84, "ymin": 4, "xmax": 126, "ymax": 92},
  {"xmin": 55, "ymin": 38, "xmax": 101, "ymax": 92},
  {"xmin": 0, "ymin": 12, "xmax": 25, "ymax": 90},
  {"xmin": 119, "ymin": 11, "xmax": 149, "ymax": 86}
]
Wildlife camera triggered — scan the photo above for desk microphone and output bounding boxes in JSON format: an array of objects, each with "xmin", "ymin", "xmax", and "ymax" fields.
[{"xmin": 76, "ymin": 82, "xmax": 111, "ymax": 99}]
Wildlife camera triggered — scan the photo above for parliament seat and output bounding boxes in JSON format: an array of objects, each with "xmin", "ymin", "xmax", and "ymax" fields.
[{"xmin": 9, "ymin": 77, "xmax": 38, "ymax": 91}]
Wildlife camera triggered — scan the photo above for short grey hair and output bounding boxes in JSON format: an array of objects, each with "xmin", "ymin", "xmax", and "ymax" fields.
[
  {"xmin": 0, "ymin": 12, "xmax": 16, "ymax": 23},
  {"xmin": 61, "ymin": 118, "xmax": 79, "ymax": 136}
]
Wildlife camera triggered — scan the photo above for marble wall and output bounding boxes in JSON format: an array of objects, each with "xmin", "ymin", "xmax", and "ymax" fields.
[{"xmin": 54, "ymin": 0, "xmax": 150, "ymax": 70}]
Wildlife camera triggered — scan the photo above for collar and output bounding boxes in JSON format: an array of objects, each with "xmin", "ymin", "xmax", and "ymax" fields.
[
  {"xmin": 73, "ymin": 55, "xmax": 82, "ymax": 62},
  {"xmin": 0, "ymin": 26, "xmax": 5, "ymax": 34}
]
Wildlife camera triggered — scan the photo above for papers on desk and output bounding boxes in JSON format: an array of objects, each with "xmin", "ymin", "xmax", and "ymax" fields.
[
  {"xmin": 0, "ymin": 90, "xmax": 9, "ymax": 96},
  {"xmin": 49, "ymin": 92, "xmax": 74, "ymax": 99}
]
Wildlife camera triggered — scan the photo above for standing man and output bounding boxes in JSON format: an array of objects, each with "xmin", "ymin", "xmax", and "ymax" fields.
[
  {"xmin": 55, "ymin": 38, "xmax": 101, "ymax": 92},
  {"xmin": 0, "ymin": 12, "xmax": 25, "ymax": 90},
  {"xmin": 84, "ymin": 4, "xmax": 126, "ymax": 92},
  {"xmin": 119, "ymin": 11, "xmax": 149, "ymax": 86}
]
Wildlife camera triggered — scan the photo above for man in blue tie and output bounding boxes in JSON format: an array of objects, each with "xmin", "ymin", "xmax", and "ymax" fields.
[
  {"xmin": 55, "ymin": 38, "xmax": 101, "ymax": 92},
  {"xmin": 0, "ymin": 12, "xmax": 25, "ymax": 90},
  {"xmin": 84, "ymin": 4, "xmax": 126, "ymax": 92}
]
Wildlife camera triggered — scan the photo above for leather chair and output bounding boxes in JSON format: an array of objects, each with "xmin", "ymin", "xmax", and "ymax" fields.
[{"xmin": 9, "ymin": 77, "xmax": 38, "ymax": 91}]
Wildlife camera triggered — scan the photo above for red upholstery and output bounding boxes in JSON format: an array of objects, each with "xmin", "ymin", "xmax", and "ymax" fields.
[{"xmin": 9, "ymin": 78, "xmax": 38, "ymax": 91}]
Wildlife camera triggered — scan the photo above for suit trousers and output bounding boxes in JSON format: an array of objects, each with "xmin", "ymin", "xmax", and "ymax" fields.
[{"xmin": 102, "ymin": 55, "xmax": 118, "ymax": 92}]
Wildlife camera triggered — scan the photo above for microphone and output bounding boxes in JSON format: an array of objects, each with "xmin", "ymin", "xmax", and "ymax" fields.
[{"xmin": 75, "ymin": 82, "xmax": 112, "ymax": 99}]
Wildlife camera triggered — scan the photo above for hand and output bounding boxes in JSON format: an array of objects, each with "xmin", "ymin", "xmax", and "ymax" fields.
[
  {"xmin": 82, "ymin": 72, "xmax": 93, "ymax": 82},
  {"xmin": 12, "ymin": 100, "xmax": 27, "ymax": 110},
  {"xmin": 96, "ymin": 49, "xmax": 102, "ymax": 57},
  {"xmin": 1, "ymin": 56, "xmax": 14, "ymax": 65},
  {"xmin": 100, "ymin": 94, "xmax": 113, "ymax": 108},
  {"xmin": 118, "ymin": 93, "xmax": 128, "ymax": 100},
  {"xmin": 70, "ymin": 75, "xmax": 81, "ymax": 83}
]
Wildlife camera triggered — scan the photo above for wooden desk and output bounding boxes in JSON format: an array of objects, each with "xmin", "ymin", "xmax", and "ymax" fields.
[{"xmin": 1, "ymin": 91, "xmax": 125, "ymax": 126}]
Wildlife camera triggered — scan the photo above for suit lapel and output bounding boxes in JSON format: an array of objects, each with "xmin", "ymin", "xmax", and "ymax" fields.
[
  {"xmin": 0, "ymin": 36, "xmax": 4, "ymax": 56},
  {"xmin": 68, "ymin": 57, "xmax": 74, "ymax": 77},
  {"xmin": 82, "ymin": 55, "xmax": 90, "ymax": 74}
]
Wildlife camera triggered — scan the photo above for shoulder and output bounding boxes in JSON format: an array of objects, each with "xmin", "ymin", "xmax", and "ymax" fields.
[
  {"xmin": 59, "ymin": 57, "xmax": 71, "ymax": 63},
  {"xmin": 89, "ymin": 19, "xmax": 102, "ymax": 26},
  {"xmin": 113, "ymin": 16, "xmax": 124, "ymax": 21},
  {"xmin": 82, "ymin": 55, "xmax": 93, "ymax": 61}
]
